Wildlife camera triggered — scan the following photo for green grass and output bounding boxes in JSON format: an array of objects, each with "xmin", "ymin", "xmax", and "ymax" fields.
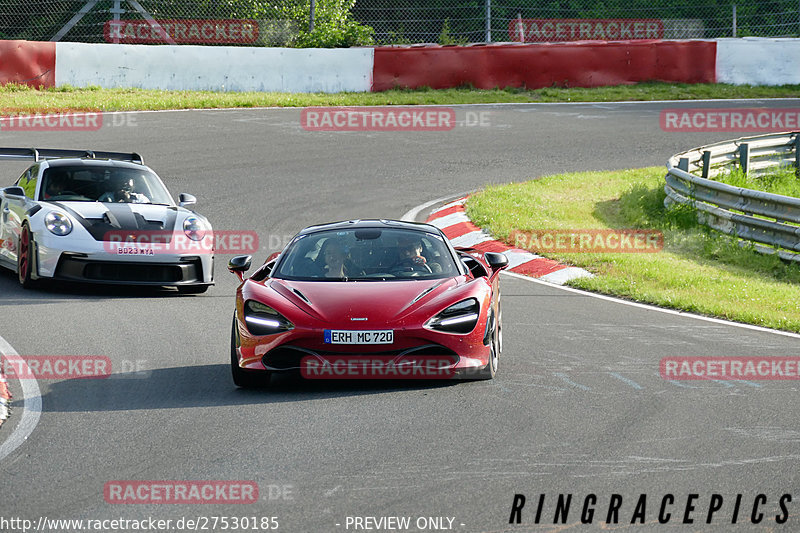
[
  {"xmin": 466, "ymin": 167, "xmax": 800, "ymax": 332},
  {"xmin": 2, "ymin": 82, "xmax": 800, "ymax": 114},
  {"xmin": 714, "ymin": 166, "xmax": 800, "ymax": 198}
]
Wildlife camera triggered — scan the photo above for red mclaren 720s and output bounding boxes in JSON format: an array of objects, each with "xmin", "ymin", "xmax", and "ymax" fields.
[{"xmin": 228, "ymin": 219, "xmax": 508, "ymax": 387}]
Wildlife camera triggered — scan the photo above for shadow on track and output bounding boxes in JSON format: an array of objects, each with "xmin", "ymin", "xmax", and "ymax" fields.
[
  {"xmin": 0, "ymin": 266, "xmax": 203, "ymax": 303},
  {"xmin": 36, "ymin": 364, "xmax": 460, "ymax": 413}
]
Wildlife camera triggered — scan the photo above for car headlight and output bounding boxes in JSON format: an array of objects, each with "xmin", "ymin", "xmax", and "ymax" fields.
[
  {"xmin": 44, "ymin": 211, "xmax": 73, "ymax": 236},
  {"xmin": 183, "ymin": 216, "xmax": 207, "ymax": 241},
  {"xmin": 425, "ymin": 298, "xmax": 480, "ymax": 334},
  {"xmin": 243, "ymin": 300, "xmax": 294, "ymax": 336}
]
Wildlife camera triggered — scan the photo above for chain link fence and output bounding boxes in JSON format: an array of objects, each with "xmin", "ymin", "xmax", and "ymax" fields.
[
  {"xmin": 0, "ymin": 0, "xmax": 798, "ymax": 45},
  {"xmin": 356, "ymin": 0, "xmax": 800, "ymax": 44}
]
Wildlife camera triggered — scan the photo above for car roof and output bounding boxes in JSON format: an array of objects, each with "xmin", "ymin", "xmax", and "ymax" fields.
[
  {"xmin": 42, "ymin": 158, "xmax": 151, "ymax": 171},
  {"xmin": 298, "ymin": 219, "xmax": 442, "ymax": 236}
]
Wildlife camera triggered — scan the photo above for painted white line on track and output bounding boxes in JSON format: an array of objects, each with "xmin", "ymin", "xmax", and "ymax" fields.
[
  {"xmin": 0, "ymin": 335, "xmax": 41, "ymax": 462},
  {"xmin": 502, "ymin": 270, "xmax": 800, "ymax": 339},
  {"xmin": 404, "ymin": 196, "xmax": 800, "ymax": 340},
  {"xmin": 608, "ymin": 372, "xmax": 644, "ymax": 390}
]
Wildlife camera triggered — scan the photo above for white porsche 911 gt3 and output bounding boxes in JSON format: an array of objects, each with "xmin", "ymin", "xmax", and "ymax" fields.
[{"xmin": 0, "ymin": 148, "xmax": 213, "ymax": 293}]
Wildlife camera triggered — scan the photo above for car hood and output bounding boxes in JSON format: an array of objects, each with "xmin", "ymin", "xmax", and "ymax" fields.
[
  {"xmin": 267, "ymin": 277, "xmax": 460, "ymax": 325},
  {"xmin": 48, "ymin": 201, "xmax": 181, "ymax": 241}
]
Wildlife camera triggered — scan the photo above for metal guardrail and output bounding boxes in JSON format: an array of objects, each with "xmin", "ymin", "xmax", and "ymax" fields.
[{"xmin": 664, "ymin": 131, "xmax": 800, "ymax": 262}]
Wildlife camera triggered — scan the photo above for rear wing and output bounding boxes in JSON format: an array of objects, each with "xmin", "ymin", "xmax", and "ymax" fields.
[{"xmin": 0, "ymin": 147, "xmax": 144, "ymax": 164}]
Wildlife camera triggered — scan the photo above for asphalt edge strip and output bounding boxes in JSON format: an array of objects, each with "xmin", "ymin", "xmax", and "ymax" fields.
[
  {"xmin": 0, "ymin": 335, "xmax": 42, "ymax": 462},
  {"xmin": 0, "ymin": 369, "xmax": 9, "ymax": 427}
]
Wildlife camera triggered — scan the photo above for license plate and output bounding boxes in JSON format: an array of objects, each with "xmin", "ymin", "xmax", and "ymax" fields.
[
  {"xmin": 324, "ymin": 330, "xmax": 393, "ymax": 344},
  {"xmin": 116, "ymin": 246, "xmax": 154, "ymax": 256}
]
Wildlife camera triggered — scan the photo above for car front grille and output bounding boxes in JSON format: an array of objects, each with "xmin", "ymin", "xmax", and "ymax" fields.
[{"xmin": 55, "ymin": 255, "xmax": 202, "ymax": 285}]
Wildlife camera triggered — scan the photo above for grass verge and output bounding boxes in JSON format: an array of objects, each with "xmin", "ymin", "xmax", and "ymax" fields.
[
  {"xmin": 466, "ymin": 167, "xmax": 800, "ymax": 332},
  {"xmin": 714, "ymin": 166, "xmax": 800, "ymax": 198},
  {"xmin": 2, "ymin": 82, "xmax": 800, "ymax": 114}
]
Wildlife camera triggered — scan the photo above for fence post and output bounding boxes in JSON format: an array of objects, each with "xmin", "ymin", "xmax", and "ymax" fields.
[
  {"xmin": 794, "ymin": 134, "xmax": 800, "ymax": 178},
  {"xmin": 485, "ymin": 0, "xmax": 491, "ymax": 43},
  {"xmin": 678, "ymin": 158, "xmax": 689, "ymax": 172},
  {"xmin": 732, "ymin": 4, "xmax": 737, "ymax": 37},
  {"xmin": 701, "ymin": 150, "xmax": 711, "ymax": 179},
  {"xmin": 738, "ymin": 143, "xmax": 750, "ymax": 175},
  {"xmin": 309, "ymin": 0, "xmax": 315, "ymax": 32}
]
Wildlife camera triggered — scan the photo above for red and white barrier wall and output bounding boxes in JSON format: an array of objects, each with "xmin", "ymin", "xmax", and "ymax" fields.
[
  {"xmin": 0, "ymin": 40, "xmax": 55, "ymax": 88},
  {"xmin": 55, "ymin": 42, "xmax": 373, "ymax": 92},
  {"xmin": 373, "ymin": 40, "xmax": 716, "ymax": 90},
  {"xmin": 0, "ymin": 37, "xmax": 798, "ymax": 92},
  {"xmin": 716, "ymin": 38, "xmax": 800, "ymax": 85}
]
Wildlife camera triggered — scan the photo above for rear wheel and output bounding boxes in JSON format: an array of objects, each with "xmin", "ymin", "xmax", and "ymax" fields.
[
  {"xmin": 230, "ymin": 316, "xmax": 270, "ymax": 388},
  {"xmin": 17, "ymin": 225, "xmax": 37, "ymax": 289}
]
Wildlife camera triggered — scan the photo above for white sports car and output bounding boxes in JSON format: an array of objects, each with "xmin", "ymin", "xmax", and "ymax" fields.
[{"xmin": 0, "ymin": 148, "xmax": 213, "ymax": 293}]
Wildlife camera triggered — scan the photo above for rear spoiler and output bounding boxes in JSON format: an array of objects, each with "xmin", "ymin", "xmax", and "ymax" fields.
[{"xmin": 0, "ymin": 147, "xmax": 144, "ymax": 164}]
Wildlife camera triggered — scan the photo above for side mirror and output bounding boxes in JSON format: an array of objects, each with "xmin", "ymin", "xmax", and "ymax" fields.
[
  {"xmin": 228, "ymin": 255, "xmax": 252, "ymax": 282},
  {"xmin": 484, "ymin": 252, "xmax": 509, "ymax": 270},
  {"xmin": 178, "ymin": 193, "xmax": 197, "ymax": 208},
  {"xmin": 2, "ymin": 186, "xmax": 26, "ymax": 198}
]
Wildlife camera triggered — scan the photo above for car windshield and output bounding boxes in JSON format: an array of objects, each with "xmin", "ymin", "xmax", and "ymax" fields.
[
  {"xmin": 273, "ymin": 228, "xmax": 460, "ymax": 281},
  {"xmin": 39, "ymin": 165, "xmax": 173, "ymax": 205}
]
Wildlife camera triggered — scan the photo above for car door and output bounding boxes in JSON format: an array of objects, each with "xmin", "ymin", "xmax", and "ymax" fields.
[{"xmin": 0, "ymin": 165, "xmax": 39, "ymax": 265}]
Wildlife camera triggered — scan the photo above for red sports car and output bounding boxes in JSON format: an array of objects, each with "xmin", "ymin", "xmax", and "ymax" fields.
[{"xmin": 228, "ymin": 219, "xmax": 508, "ymax": 387}]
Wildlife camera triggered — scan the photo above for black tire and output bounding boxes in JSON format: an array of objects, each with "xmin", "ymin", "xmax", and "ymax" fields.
[
  {"xmin": 17, "ymin": 224, "xmax": 38, "ymax": 289},
  {"xmin": 230, "ymin": 316, "xmax": 270, "ymax": 388},
  {"xmin": 178, "ymin": 284, "xmax": 209, "ymax": 295},
  {"xmin": 476, "ymin": 305, "xmax": 501, "ymax": 380}
]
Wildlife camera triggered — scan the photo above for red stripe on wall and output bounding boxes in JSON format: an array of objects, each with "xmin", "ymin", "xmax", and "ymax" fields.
[
  {"xmin": 0, "ymin": 40, "xmax": 56, "ymax": 88},
  {"xmin": 373, "ymin": 40, "xmax": 716, "ymax": 92}
]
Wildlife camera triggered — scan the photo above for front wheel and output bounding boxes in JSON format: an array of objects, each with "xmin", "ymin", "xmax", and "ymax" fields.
[
  {"xmin": 231, "ymin": 316, "xmax": 270, "ymax": 388},
  {"xmin": 476, "ymin": 307, "xmax": 500, "ymax": 380},
  {"xmin": 17, "ymin": 225, "xmax": 38, "ymax": 289}
]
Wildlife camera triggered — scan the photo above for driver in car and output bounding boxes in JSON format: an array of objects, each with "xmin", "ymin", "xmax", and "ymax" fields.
[
  {"xmin": 98, "ymin": 175, "xmax": 150, "ymax": 203},
  {"xmin": 318, "ymin": 239, "xmax": 364, "ymax": 279},
  {"xmin": 394, "ymin": 238, "xmax": 432, "ymax": 273},
  {"xmin": 43, "ymin": 173, "xmax": 69, "ymax": 199}
]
